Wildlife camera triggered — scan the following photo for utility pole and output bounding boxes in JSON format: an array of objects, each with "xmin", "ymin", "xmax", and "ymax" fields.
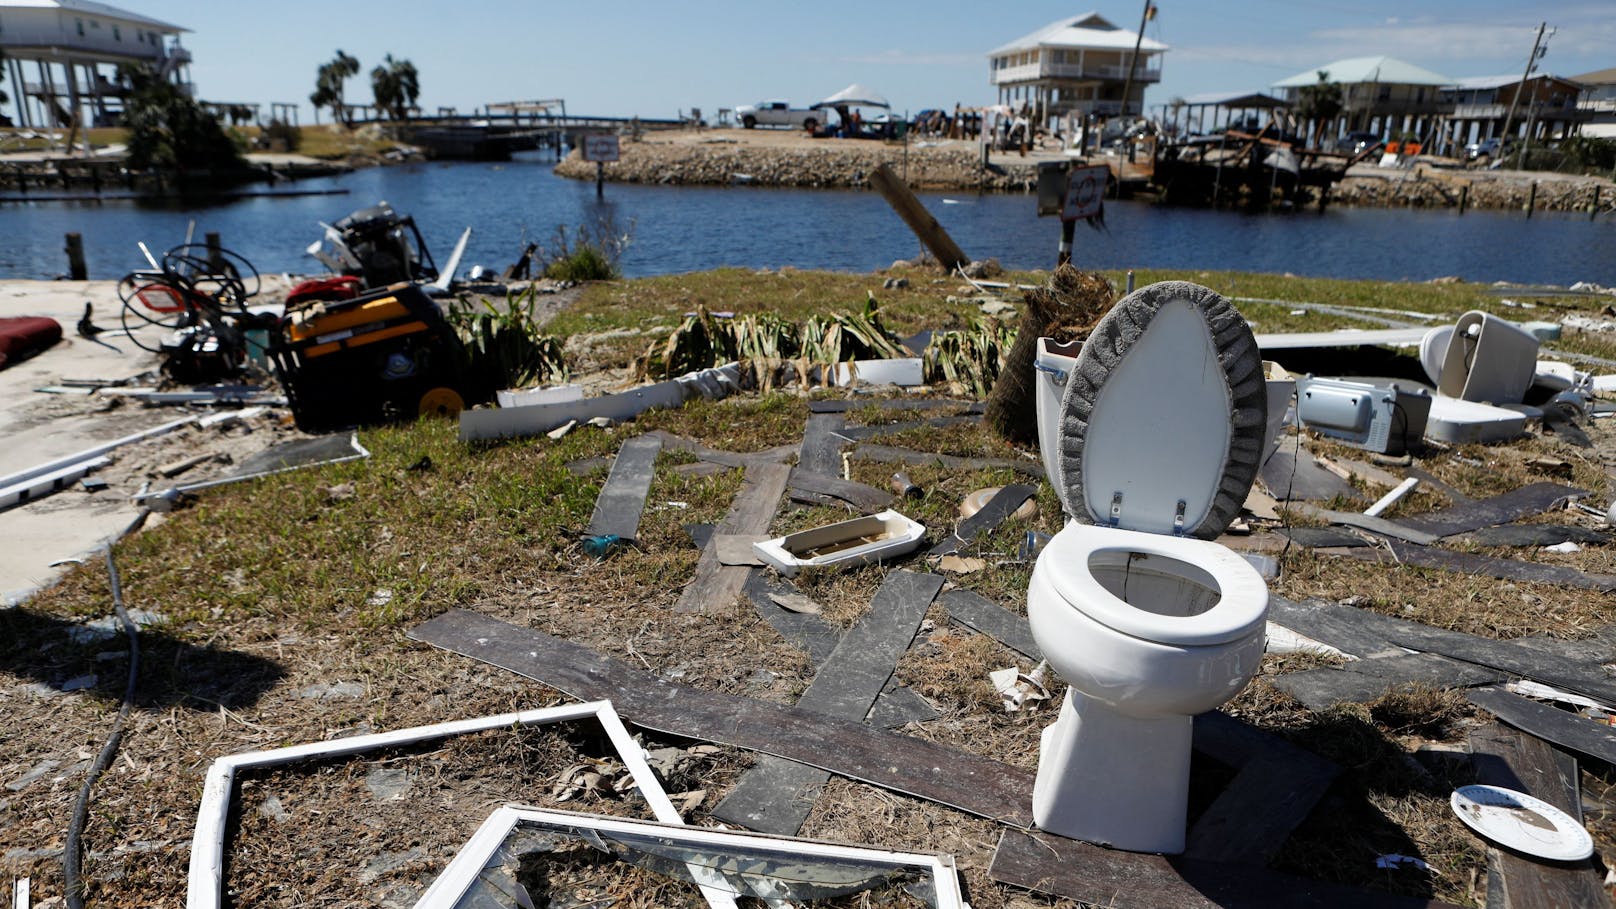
[
  {"xmin": 1118, "ymin": 1, "xmax": 1155, "ymax": 126},
  {"xmin": 1499, "ymin": 22, "xmax": 1547, "ymax": 168}
]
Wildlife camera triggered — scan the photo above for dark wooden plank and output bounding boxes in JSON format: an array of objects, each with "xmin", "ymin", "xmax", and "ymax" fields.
[
  {"xmin": 1183, "ymin": 711, "xmax": 1341, "ymax": 865},
  {"xmin": 787, "ymin": 470, "xmax": 893, "ymax": 514},
  {"xmin": 1403, "ymin": 465, "xmax": 1475, "ymax": 506},
  {"xmin": 1327, "ymin": 542, "xmax": 1616, "ymax": 592},
  {"xmin": 1456, "ymin": 524, "xmax": 1611, "ymax": 548},
  {"xmin": 798, "ymin": 412, "xmax": 848, "ymax": 476},
  {"xmin": 927, "ymin": 484, "xmax": 1038, "ymax": 557},
  {"xmin": 1259, "ymin": 447, "xmax": 1362, "ymax": 504},
  {"xmin": 937, "ymin": 588, "xmax": 1042, "ymax": 660},
  {"xmin": 1507, "ymin": 627, "xmax": 1616, "ymax": 665},
  {"xmin": 852, "ymin": 443, "xmax": 1045, "ymax": 479},
  {"xmin": 1289, "ymin": 505, "xmax": 1440, "ymax": 545},
  {"xmin": 990, "ymin": 830, "xmax": 1462, "ymax": 909},
  {"xmin": 1468, "ymin": 687, "xmax": 1616, "ymax": 767},
  {"xmin": 408, "ymin": 608, "xmax": 1035, "ymax": 826},
  {"xmin": 1276, "ymin": 527, "xmax": 1371, "ymax": 549},
  {"xmin": 1272, "ymin": 656, "xmax": 1502, "ymax": 712},
  {"xmin": 584, "ymin": 434, "xmax": 662, "ymax": 542},
  {"xmin": 1265, "ymin": 596, "xmax": 1405, "ymax": 660},
  {"xmin": 1401, "ymin": 483, "xmax": 1586, "ymax": 538},
  {"xmin": 1468, "ymin": 722, "xmax": 1606, "ymax": 909},
  {"xmin": 835, "ymin": 414, "xmax": 981, "ymax": 441},
  {"xmin": 643, "ymin": 430, "xmax": 797, "ymax": 468},
  {"xmin": 1324, "ymin": 603, "xmax": 1616, "ymax": 705},
  {"xmin": 714, "ymin": 571, "xmax": 944, "ymax": 835},
  {"xmin": 673, "ymin": 461, "xmax": 791, "ymax": 614}
]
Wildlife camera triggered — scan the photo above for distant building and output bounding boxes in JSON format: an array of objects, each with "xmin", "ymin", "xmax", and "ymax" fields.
[
  {"xmin": 1442, "ymin": 74, "xmax": 1589, "ymax": 148},
  {"xmin": 987, "ymin": 11, "xmax": 1167, "ymax": 124},
  {"xmin": 0, "ymin": 0, "xmax": 191, "ymax": 129},
  {"xmin": 1274, "ymin": 56, "xmax": 1450, "ymax": 144},
  {"xmin": 1571, "ymin": 67, "xmax": 1616, "ymax": 139}
]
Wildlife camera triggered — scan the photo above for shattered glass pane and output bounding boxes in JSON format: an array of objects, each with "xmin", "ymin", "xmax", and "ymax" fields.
[{"xmin": 449, "ymin": 819, "xmax": 940, "ymax": 908}]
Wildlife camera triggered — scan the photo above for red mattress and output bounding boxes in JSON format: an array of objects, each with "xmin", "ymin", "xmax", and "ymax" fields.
[{"xmin": 0, "ymin": 317, "xmax": 63, "ymax": 370}]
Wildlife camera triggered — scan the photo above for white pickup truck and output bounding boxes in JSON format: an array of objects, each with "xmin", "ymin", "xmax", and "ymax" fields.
[{"xmin": 734, "ymin": 100, "xmax": 820, "ymax": 130}]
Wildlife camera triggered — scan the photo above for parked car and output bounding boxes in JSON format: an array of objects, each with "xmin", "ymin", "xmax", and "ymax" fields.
[
  {"xmin": 1334, "ymin": 131, "xmax": 1381, "ymax": 156},
  {"xmin": 1465, "ymin": 137, "xmax": 1507, "ymax": 161},
  {"xmin": 734, "ymin": 100, "xmax": 820, "ymax": 130}
]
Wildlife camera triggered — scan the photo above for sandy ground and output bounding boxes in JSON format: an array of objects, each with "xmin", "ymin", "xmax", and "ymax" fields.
[
  {"xmin": 0, "ymin": 278, "xmax": 304, "ymax": 602},
  {"xmin": 640, "ymin": 125, "xmax": 1068, "ymax": 170}
]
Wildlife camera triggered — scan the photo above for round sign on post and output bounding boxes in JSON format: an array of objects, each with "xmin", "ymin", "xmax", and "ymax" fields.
[{"xmin": 1062, "ymin": 164, "xmax": 1108, "ymax": 222}]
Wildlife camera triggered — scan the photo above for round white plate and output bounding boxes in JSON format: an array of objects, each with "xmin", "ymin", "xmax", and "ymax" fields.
[{"xmin": 1450, "ymin": 784, "xmax": 1594, "ymax": 862}]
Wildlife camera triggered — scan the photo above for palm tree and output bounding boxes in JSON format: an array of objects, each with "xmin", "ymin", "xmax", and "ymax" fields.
[
  {"xmin": 1294, "ymin": 71, "xmax": 1344, "ymax": 149},
  {"xmin": 370, "ymin": 55, "xmax": 420, "ymax": 122},
  {"xmin": 309, "ymin": 50, "xmax": 359, "ymax": 127}
]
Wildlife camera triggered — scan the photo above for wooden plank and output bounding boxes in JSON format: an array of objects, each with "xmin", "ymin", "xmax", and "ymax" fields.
[
  {"xmin": 1456, "ymin": 524, "xmax": 1611, "ymax": 548},
  {"xmin": 1321, "ymin": 603, "xmax": 1616, "ymax": 705},
  {"xmin": 583, "ymin": 434, "xmax": 662, "ymax": 542},
  {"xmin": 1468, "ymin": 722, "xmax": 1606, "ymax": 909},
  {"xmin": 835, "ymin": 414, "xmax": 981, "ymax": 441},
  {"xmin": 787, "ymin": 470, "xmax": 893, "ymax": 514},
  {"xmin": 643, "ymin": 430, "xmax": 797, "ymax": 468},
  {"xmin": 1272, "ymin": 655, "xmax": 1502, "ymax": 712},
  {"xmin": 867, "ymin": 162, "xmax": 968, "ymax": 271},
  {"xmin": 1183, "ymin": 711, "xmax": 1341, "ymax": 865},
  {"xmin": 1288, "ymin": 505, "xmax": 1439, "ymax": 545},
  {"xmin": 1400, "ymin": 483, "xmax": 1585, "ymax": 538},
  {"xmin": 852, "ymin": 444, "xmax": 1045, "ymax": 479},
  {"xmin": 937, "ymin": 588, "xmax": 1042, "ymax": 661},
  {"xmin": 1265, "ymin": 596, "xmax": 1405, "ymax": 660},
  {"xmin": 798, "ymin": 413, "xmax": 847, "ymax": 476},
  {"xmin": 713, "ymin": 570, "xmax": 945, "ymax": 834},
  {"xmin": 808, "ymin": 398, "xmax": 975, "ymax": 414},
  {"xmin": 1275, "ymin": 527, "xmax": 1371, "ymax": 549},
  {"xmin": 1327, "ymin": 542, "xmax": 1616, "ymax": 592},
  {"xmin": 1403, "ymin": 465, "xmax": 1475, "ymax": 506},
  {"xmin": 673, "ymin": 462, "xmax": 791, "ymax": 614},
  {"xmin": 408, "ymin": 608, "xmax": 1034, "ymax": 826},
  {"xmin": 1259, "ymin": 448, "xmax": 1362, "ymax": 504},
  {"xmin": 990, "ymin": 830, "xmax": 1461, "ymax": 909},
  {"xmin": 927, "ymin": 484, "xmax": 1037, "ymax": 557},
  {"xmin": 1468, "ymin": 687, "xmax": 1616, "ymax": 767}
]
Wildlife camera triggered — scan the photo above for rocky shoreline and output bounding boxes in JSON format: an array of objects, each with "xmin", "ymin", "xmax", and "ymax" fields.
[{"xmin": 555, "ymin": 136, "xmax": 1613, "ymax": 214}]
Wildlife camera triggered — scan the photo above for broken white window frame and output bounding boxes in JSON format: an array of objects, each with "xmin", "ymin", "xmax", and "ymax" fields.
[
  {"xmin": 413, "ymin": 804, "xmax": 968, "ymax": 909},
  {"xmin": 135, "ymin": 432, "xmax": 370, "ymax": 506},
  {"xmin": 186, "ymin": 699, "xmax": 737, "ymax": 909}
]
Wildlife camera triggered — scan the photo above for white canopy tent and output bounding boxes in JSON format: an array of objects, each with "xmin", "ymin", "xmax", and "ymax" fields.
[{"xmin": 811, "ymin": 84, "xmax": 891, "ymax": 110}]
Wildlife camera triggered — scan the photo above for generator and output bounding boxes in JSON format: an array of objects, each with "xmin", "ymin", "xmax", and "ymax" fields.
[{"xmin": 271, "ymin": 282, "xmax": 471, "ymax": 433}]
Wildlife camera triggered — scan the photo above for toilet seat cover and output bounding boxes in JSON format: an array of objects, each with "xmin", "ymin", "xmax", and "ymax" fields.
[{"xmin": 1059, "ymin": 282, "xmax": 1267, "ymax": 539}]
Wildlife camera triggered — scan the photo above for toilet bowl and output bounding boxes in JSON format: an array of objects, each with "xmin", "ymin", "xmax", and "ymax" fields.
[{"xmin": 1028, "ymin": 281, "xmax": 1271, "ymax": 854}]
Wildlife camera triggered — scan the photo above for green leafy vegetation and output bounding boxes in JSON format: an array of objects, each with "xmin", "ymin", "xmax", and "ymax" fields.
[
  {"xmin": 447, "ymin": 284, "xmax": 570, "ymax": 396},
  {"xmin": 118, "ymin": 64, "xmax": 245, "ymax": 176},
  {"xmin": 309, "ymin": 50, "xmax": 360, "ymax": 127},
  {"xmin": 369, "ymin": 54, "xmax": 420, "ymax": 121},
  {"xmin": 540, "ymin": 219, "xmax": 633, "ymax": 282}
]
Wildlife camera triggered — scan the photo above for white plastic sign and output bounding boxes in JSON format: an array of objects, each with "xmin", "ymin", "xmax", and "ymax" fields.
[
  {"xmin": 582, "ymin": 134, "xmax": 620, "ymax": 163},
  {"xmin": 1062, "ymin": 165, "xmax": 1108, "ymax": 222}
]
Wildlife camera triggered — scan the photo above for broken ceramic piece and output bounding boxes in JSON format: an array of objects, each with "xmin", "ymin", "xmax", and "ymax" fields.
[{"xmin": 751, "ymin": 510, "xmax": 925, "ymax": 578}]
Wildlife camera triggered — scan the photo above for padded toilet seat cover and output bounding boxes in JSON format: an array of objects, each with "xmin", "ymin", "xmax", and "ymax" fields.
[{"xmin": 1059, "ymin": 281, "xmax": 1267, "ymax": 539}]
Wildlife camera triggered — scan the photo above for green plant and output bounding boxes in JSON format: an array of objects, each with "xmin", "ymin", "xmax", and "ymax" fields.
[
  {"xmin": 310, "ymin": 50, "xmax": 360, "ymax": 127},
  {"xmin": 924, "ymin": 316, "xmax": 1014, "ymax": 398},
  {"xmin": 540, "ymin": 218, "xmax": 632, "ymax": 282},
  {"xmin": 447, "ymin": 284, "xmax": 569, "ymax": 395},
  {"xmin": 118, "ymin": 64, "xmax": 245, "ymax": 175},
  {"xmin": 262, "ymin": 118, "xmax": 300, "ymax": 152},
  {"xmin": 1559, "ymin": 135, "xmax": 1616, "ymax": 174},
  {"xmin": 370, "ymin": 54, "xmax": 420, "ymax": 121}
]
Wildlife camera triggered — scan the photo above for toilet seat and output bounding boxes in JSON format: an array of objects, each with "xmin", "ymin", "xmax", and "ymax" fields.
[
  {"xmin": 1059, "ymin": 282, "xmax": 1267, "ymax": 540},
  {"xmin": 1042, "ymin": 523, "xmax": 1268, "ymax": 646}
]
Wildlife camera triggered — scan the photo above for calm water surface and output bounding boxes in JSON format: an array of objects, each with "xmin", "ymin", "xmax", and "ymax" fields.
[{"xmin": 1, "ymin": 154, "xmax": 1612, "ymax": 285}]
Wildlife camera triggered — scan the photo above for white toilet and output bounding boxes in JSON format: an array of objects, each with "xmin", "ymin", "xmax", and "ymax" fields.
[{"xmin": 1028, "ymin": 281, "xmax": 1271, "ymax": 854}]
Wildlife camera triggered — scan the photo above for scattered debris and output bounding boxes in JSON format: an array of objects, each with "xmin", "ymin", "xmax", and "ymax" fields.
[
  {"xmin": 989, "ymin": 661, "xmax": 1050, "ymax": 711},
  {"xmin": 753, "ymin": 510, "xmax": 926, "ymax": 577}
]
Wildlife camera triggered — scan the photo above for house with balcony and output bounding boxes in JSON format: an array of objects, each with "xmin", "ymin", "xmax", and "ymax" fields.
[
  {"xmin": 1442, "ymin": 73, "xmax": 1589, "ymax": 149},
  {"xmin": 987, "ymin": 11, "xmax": 1166, "ymax": 125},
  {"xmin": 0, "ymin": 0, "xmax": 191, "ymax": 129},
  {"xmin": 1571, "ymin": 67, "xmax": 1616, "ymax": 139},
  {"xmin": 1273, "ymin": 56, "xmax": 1450, "ymax": 147}
]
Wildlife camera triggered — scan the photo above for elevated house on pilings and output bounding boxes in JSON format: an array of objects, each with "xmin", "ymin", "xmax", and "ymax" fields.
[
  {"xmin": 1569, "ymin": 67, "xmax": 1616, "ymax": 140},
  {"xmin": 987, "ymin": 11, "xmax": 1167, "ymax": 128},
  {"xmin": 0, "ymin": 0, "xmax": 190, "ymax": 130},
  {"xmin": 1273, "ymin": 56, "xmax": 1451, "ymax": 151},
  {"xmin": 1443, "ymin": 74, "xmax": 1590, "ymax": 151}
]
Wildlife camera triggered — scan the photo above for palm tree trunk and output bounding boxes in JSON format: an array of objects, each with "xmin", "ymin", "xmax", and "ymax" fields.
[{"xmin": 984, "ymin": 264, "xmax": 1116, "ymax": 445}]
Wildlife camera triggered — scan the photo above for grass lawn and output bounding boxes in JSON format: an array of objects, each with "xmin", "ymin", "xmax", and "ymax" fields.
[{"xmin": 5, "ymin": 267, "xmax": 1615, "ymax": 907}]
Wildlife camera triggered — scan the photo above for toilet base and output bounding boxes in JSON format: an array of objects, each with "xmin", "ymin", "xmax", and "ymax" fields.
[{"xmin": 1032, "ymin": 691, "xmax": 1194, "ymax": 854}]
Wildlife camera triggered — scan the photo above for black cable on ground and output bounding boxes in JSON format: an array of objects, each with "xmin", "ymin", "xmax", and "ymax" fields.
[{"xmin": 62, "ymin": 546, "xmax": 141, "ymax": 909}]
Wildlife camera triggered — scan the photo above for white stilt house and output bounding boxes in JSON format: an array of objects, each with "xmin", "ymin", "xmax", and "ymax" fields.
[
  {"xmin": 987, "ymin": 12, "xmax": 1167, "ymax": 124},
  {"xmin": 0, "ymin": 0, "xmax": 190, "ymax": 129}
]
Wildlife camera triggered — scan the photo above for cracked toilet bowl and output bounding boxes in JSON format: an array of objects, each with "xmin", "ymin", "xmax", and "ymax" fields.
[{"xmin": 1027, "ymin": 281, "xmax": 1270, "ymax": 854}]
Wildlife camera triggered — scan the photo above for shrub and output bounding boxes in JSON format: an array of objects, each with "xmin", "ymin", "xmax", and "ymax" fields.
[
  {"xmin": 540, "ymin": 217, "xmax": 632, "ymax": 282},
  {"xmin": 263, "ymin": 119, "xmax": 301, "ymax": 153},
  {"xmin": 446, "ymin": 284, "xmax": 569, "ymax": 396}
]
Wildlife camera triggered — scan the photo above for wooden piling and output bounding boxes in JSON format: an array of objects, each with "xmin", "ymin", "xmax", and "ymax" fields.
[
  {"xmin": 205, "ymin": 232, "xmax": 224, "ymax": 271},
  {"xmin": 1526, "ymin": 181, "xmax": 1537, "ymax": 219},
  {"xmin": 1458, "ymin": 184, "xmax": 1468, "ymax": 215},
  {"xmin": 64, "ymin": 233, "xmax": 87, "ymax": 280},
  {"xmin": 1592, "ymin": 185, "xmax": 1601, "ymax": 222},
  {"xmin": 868, "ymin": 163, "xmax": 969, "ymax": 272}
]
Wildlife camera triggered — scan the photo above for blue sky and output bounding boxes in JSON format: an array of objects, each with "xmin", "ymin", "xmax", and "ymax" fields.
[{"xmin": 133, "ymin": 1, "xmax": 1613, "ymax": 120}]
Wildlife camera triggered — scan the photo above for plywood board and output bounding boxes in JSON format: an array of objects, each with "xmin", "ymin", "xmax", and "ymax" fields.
[
  {"xmin": 1265, "ymin": 596, "xmax": 1406, "ymax": 660},
  {"xmin": 1328, "ymin": 542, "xmax": 1616, "ymax": 592},
  {"xmin": 1272, "ymin": 655, "xmax": 1502, "ymax": 712},
  {"xmin": 1259, "ymin": 448, "xmax": 1362, "ymax": 504},
  {"xmin": 673, "ymin": 462, "xmax": 791, "ymax": 614},
  {"xmin": 787, "ymin": 470, "xmax": 893, "ymax": 514},
  {"xmin": 1468, "ymin": 687, "xmax": 1616, "ymax": 768},
  {"xmin": 937, "ymin": 588, "xmax": 1042, "ymax": 661},
  {"xmin": 798, "ymin": 413, "xmax": 848, "ymax": 476},
  {"xmin": 927, "ymin": 484, "xmax": 1037, "ymax": 557},
  {"xmin": 852, "ymin": 444, "xmax": 1045, "ymax": 479},
  {"xmin": 1399, "ymin": 483, "xmax": 1585, "ymax": 538},
  {"xmin": 584, "ymin": 434, "xmax": 662, "ymax": 543}
]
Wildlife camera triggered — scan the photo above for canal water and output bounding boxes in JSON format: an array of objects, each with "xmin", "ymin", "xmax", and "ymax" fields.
[{"xmin": 1, "ymin": 153, "xmax": 1612, "ymax": 286}]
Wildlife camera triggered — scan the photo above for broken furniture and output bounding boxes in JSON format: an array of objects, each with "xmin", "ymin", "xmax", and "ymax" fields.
[
  {"xmin": 751, "ymin": 510, "xmax": 925, "ymax": 577},
  {"xmin": 185, "ymin": 700, "xmax": 727, "ymax": 909},
  {"xmin": 271, "ymin": 282, "xmax": 472, "ymax": 431},
  {"xmin": 1027, "ymin": 282, "xmax": 1271, "ymax": 853},
  {"xmin": 415, "ymin": 805, "xmax": 967, "ymax": 908}
]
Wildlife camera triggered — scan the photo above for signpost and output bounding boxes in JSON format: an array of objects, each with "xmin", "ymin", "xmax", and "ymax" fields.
[
  {"xmin": 582, "ymin": 133, "xmax": 621, "ymax": 199},
  {"xmin": 1037, "ymin": 163, "xmax": 1110, "ymax": 266}
]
